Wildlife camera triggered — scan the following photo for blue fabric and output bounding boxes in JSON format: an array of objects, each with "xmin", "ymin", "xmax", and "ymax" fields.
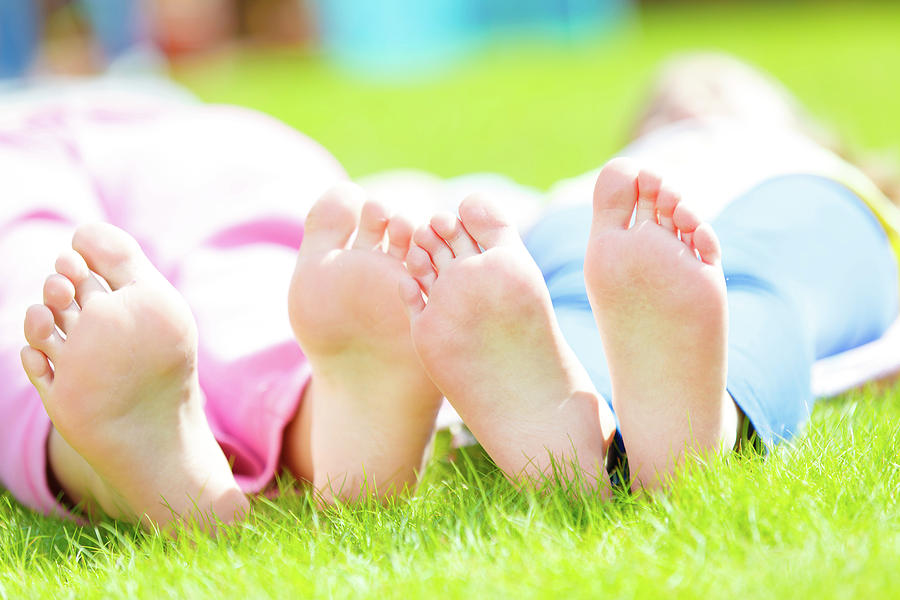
[
  {"xmin": 80, "ymin": 0, "xmax": 146, "ymax": 59},
  {"xmin": 0, "ymin": 0, "xmax": 145, "ymax": 80},
  {"xmin": 524, "ymin": 174, "xmax": 898, "ymax": 448},
  {"xmin": 0, "ymin": 0, "xmax": 38, "ymax": 79}
]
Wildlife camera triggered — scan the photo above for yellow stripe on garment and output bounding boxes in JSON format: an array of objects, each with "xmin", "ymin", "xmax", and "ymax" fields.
[{"xmin": 833, "ymin": 163, "xmax": 900, "ymax": 287}]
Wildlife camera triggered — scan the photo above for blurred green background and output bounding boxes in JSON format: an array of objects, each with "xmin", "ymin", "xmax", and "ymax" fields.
[{"xmin": 173, "ymin": 1, "xmax": 900, "ymax": 190}]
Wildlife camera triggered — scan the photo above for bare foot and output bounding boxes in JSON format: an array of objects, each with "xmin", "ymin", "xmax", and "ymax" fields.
[
  {"xmin": 400, "ymin": 196, "xmax": 616, "ymax": 489},
  {"xmin": 20, "ymin": 224, "xmax": 247, "ymax": 531},
  {"xmin": 286, "ymin": 183, "xmax": 444, "ymax": 502},
  {"xmin": 584, "ymin": 158, "xmax": 739, "ymax": 490}
]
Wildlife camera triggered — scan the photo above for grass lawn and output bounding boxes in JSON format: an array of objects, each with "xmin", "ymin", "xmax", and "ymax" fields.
[{"xmin": 3, "ymin": 2, "xmax": 900, "ymax": 598}]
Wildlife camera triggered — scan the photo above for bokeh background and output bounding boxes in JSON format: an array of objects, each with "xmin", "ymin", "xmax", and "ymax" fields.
[{"xmin": 2, "ymin": 0, "xmax": 898, "ymax": 191}]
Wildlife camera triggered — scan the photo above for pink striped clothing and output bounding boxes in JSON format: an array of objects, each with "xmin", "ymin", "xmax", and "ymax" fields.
[{"xmin": 0, "ymin": 90, "xmax": 346, "ymax": 516}]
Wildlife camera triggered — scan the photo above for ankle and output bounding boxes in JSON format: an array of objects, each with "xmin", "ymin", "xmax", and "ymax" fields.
[{"xmin": 721, "ymin": 390, "xmax": 742, "ymax": 451}]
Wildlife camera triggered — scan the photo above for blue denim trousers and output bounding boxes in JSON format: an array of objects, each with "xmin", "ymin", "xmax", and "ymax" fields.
[{"xmin": 525, "ymin": 175, "xmax": 898, "ymax": 448}]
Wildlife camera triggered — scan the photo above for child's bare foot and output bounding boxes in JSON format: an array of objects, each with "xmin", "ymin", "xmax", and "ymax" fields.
[
  {"xmin": 20, "ymin": 224, "xmax": 247, "ymax": 530},
  {"xmin": 584, "ymin": 158, "xmax": 739, "ymax": 490},
  {"xmin": 286, "ymin": 183, "xmax": 444, "ymax": 502},
  {"xmin": 401, "ymin": 196, "xmax": 616, "ymax": 489}
]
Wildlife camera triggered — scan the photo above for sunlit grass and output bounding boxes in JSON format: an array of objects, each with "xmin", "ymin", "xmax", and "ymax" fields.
[{"xmin": 2, "ymin": 385, "xmax": 898, "ymax": 598}]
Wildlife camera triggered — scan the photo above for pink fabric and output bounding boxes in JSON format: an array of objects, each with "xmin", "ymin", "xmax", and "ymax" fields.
[{"xmin": 0, "ymin": 93, "xmax": 347, "ymax": 516}]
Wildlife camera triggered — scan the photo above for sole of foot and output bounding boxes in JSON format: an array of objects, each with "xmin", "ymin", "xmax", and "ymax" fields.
[
  {"xmin": 21, "ymin": 223, "xmax": 247, "ymax": 531},
  {"xmin": 286, "ymin": 183, "xmax": 444, "ymax": 503},
  {"xmin": 401, "ymin": 195, "xmax": 616, "ymax": 491},
  {"xmin": 584, "ymin": 157, "xmax": 738, "ymax": 490}
]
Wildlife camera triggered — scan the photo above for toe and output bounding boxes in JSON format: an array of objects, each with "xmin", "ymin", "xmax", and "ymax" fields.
[
  {"xmin": 353, "ymin": 200, "xmax": 390, "ymax": 250},
  {"xmin": 56, "ymin": 250, "xmax": 106, "ymax": 306},
  {"xmin": 301, "ymin": 183, "xmax": 365, "ymax": 254},
  {"xmin": 406, "ymin": 245, "xmax": 437, "ymax": 294},
  {"xmin": 692, "ymin": 223, "xmax": 722, "ymax": 266},
  {"xmin": 399, "ymin": 276, "xmax": 426, "ymax": 320},
  {"xmin": 457, "ymin": 194, "xmax": 520, "ymax": 249},
  {"xmin": 413, "ymin": 224, "xmax": 454, "ymax": 271},
  {"xmin": 672, "ymin": 202, "xmax": 701, "ymax": 234},
  {"xmin": 591, "ymin": 158, "xmax": 640, "ymax": 232},
  {"xmin": 656, "ymin": 185, "xmax": 680, "ymax": 235},
  {"xmin": 635, "ymin": 170, "xmax": 662, "ymax": 225},
  {"xmin": 673, "ymin": 202, "xmax": 702, "ymax": 250},
  {"xmin": 42, "ymin": 274, "xmax": 79, "ymax": 333},
  {"xmin": 430, "ymin": 213, "xmax": 480, "ymax": 259},
  {"xmin": 20, "ymin": 346, "xmax": 53, "ymax": 393},
  {"xmin": 387, "ymin": 215, "xmax": 414, "ymax": 260},
  {"xmin": 72, "ymin": 223, "xmax": 154, "ymax": 291},
  {"xmin": 24, "ymin": 304, "xmax": 64, "ymax": 360}
]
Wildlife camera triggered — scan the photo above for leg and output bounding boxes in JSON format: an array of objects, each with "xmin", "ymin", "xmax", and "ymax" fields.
[
  {"xmin": 66, "ymin": 102, "xmax": 349, "ymax": 500},
  {"xmin": 284, "ymin": 184, "xmax": 444, "ymax": 503},
  {"xmin": 2, "ymin": 101, "xmax": 345, "ymax": 521},
  {"xmin": 0, "ymin": 144, "xmax": 119, "ymax": 518},
  {"xmin": 401, "ymin": 196, "xmax": 616, "ymax": 490},
  {"xmin": 0, "ymin": 219, "xmax": 79, "ymax": 519},
  {"xmin": 21, "ymin": 223, "xmax": 247, "ymax": 530},
  {"xmin": 584, "ymin": 159, "xmax": 734, "ymax": 489},
  {"xmin": 714, "ymin": 175, "xmax": 898, "ymax": 446},
  {"xmin": 579, "ymin": 161, "xmax": 898, "ymax": 489}
]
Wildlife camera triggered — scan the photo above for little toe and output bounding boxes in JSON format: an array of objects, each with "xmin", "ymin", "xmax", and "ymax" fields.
[
  {"xmin": 43, "ymin": 274, "xmax": 79, "ymax": 333},
  {"xmin": 24, "ymin": 304, "xmax": 64, "ymax": 360},
  {"xmin": 56, "ymin": 250, "xmax": 106, "ymax": 306},
  {"xmin": 398, "ymin": 276, "xmax": 426, "ymax": 320},
  {"xmin": 413, "ymin": 225, "xmax": 454, "ymax": 271},
  {"xmin": 457, "ymin": 194, "xmax": 521, "ymax": 249},
  {"xmin": 301, "ymin": 182, "xmax": 365, "ymax": 255},
  {"xmin": 352, "ymin": 200, "xmax": 390, "ymax": 250},
  {"xmin": 635, "ymin": 169, "xmax": 662, "ymax": 225},
  {"xmin": 431, "ymin": 213, "xmax": 480, "ymax": 259},
  {"xmin": 72, "ymin": 223, "xmax": 155, "ymax": 290},
  {"xmin": 692, "ymin": 223, "xmax": 722, "ymax": 266},
  {"xmin": 656, "ymin": 185, "xmax": 680, "ymax": 235},
  {"xmin": 591, "ymin": 158, "xmax": 640, "ymax": 232},
  {"xmin": 387, "ymin": 215, "xmax": 414, "ymax": 260},
  {"xmin": 406, "ymin": 245, "xmax": 437, "ymax": 294},
  {"xmin": 20, "ymin": 346, "xmax": 53, "ymax": 393}
]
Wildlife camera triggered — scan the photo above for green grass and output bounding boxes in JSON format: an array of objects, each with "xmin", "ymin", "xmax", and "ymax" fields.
[
  {"xmin": 4, "ymin": 2, "xmax": 900, "ymax": 598},
  {"xmin": 173, "ymin": 1, "xmax": 900, "ymax": 189},
  {"xmin": 3, "ymin": 388, "xmax": 899, "ymax": 598}
]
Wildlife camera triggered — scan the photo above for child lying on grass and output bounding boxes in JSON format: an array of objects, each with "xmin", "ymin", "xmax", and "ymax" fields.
[{"xmin": 2, "ymin": 54, "xmax": 897, "ymax": 531}]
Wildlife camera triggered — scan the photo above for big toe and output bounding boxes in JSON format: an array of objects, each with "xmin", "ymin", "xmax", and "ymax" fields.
[
  {"xmin": 72, "ymin": 223, "xmax": 154, "ymax": 290},
  {"xmin": 591, "ymin": 157, "xmax": 640, "ymax": 233},
  {"xmin": 457, "ymin": 194, "xmax": 521, "ymax": 250},
  {"xmin": 301, "ymin": 182, "xmax": 365, "ymax": 255}
]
